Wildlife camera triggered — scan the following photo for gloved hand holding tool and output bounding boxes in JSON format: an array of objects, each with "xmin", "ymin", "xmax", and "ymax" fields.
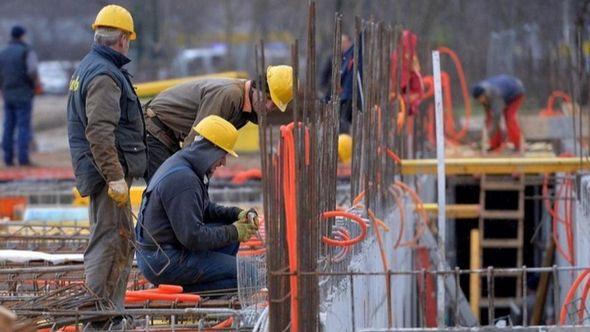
[
  {"xmin": 238, "ymin": 208, "xmax": 260, "ymax": 229},
  {"xmin": 107, "ymin": 178, "xmax": 129, "ymax": 207}
]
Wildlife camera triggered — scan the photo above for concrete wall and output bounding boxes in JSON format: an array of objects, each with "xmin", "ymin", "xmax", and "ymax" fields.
[{"xmin": 321, "ymin": 200, "xmax": 417, "ymax": 331}]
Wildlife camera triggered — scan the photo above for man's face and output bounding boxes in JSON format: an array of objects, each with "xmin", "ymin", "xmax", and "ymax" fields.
[
  {"xmin": 209, "ymin": 154, "xmax": 227, "ymax": 177},
  {"xmin": 252, "ymin": 90, "xmax": 278, "ymax": 113},
  {"xmin": 341, "ymin": 35, "xmax": 352, "ymax": 54},
  {"xmin": 477, "ymin": 95, "xmax": 489, "ymax": 107}
]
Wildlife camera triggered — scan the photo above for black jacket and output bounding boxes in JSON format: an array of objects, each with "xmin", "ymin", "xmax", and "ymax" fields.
[
  {"xmin": 67, "ymin": 44, "xmax": 146, "ymax": 196},
  {"xmin": 136, "ymin": 139, "xmax": 240, "ymax": 251}
]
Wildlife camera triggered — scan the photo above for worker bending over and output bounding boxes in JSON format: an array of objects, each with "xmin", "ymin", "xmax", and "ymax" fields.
[
  {"xmin": 136, "ymin": 115, "xmax": 258, "ymax": 293},
  {"xmin": 472, "ymin": 74, "xmax": 525, "ymax": 152},
  {"xmin": 144, "ymin": 65, "xmax": 293, "ymax": 181}
]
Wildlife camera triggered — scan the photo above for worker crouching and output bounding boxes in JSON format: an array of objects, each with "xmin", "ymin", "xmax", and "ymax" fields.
[{"xmin": 136, "ymin": 115, "xmax": 258, "ymax": 293}]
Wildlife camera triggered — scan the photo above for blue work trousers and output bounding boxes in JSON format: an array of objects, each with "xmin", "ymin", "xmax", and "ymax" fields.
[
  {"xmin": 137, "ymin": 232, "xmax": 239, "ymax": 293},
  {"xmin": 2, "ymin": 99, "xmax": 32, "ymax": 165}
]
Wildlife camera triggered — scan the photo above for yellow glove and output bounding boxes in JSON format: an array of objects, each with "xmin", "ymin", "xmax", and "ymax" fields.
[
  {"xmin": 233, "ymin": 221, "xmax": 257, "ymax": 242},
  {"xmin": 107, "ymin": 179, "xmax": 129, "ymax": 208}
]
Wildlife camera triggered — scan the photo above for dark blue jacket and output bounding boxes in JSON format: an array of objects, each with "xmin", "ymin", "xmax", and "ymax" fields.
[
  {"xmin": 475, "ymin": 75, "xmax": 524, "ymax": 104},
  {"xmin": 321, "ymin": 45, "xmax": 361, "ymax": 103},
  {"xmin": 136, "ymin": 139, "xmax": 240, "ymax": 251},
  {"xmin": 67, "ymin": 44, "xmax": 146, "ymax": 196},
  {"xmin": 340, "ymin": 45, "xmax": 355, "ymax": 102},
  {"xmin": 0, "ymin": 40, "xmax": 34, "ymax": 102}
]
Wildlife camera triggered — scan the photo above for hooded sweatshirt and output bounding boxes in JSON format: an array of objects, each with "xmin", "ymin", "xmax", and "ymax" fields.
[{"xmin": 136, "ymin": 139, "xmax": 240, "ymax": 251}]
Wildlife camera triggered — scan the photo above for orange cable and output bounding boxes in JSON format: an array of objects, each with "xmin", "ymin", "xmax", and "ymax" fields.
[
  {"xmin": 321, "ymin": 210, "xmax": 368, "ymax": 247},
  {"xmin": 560, "ymin": 269, "xmax": 590, "ymax": 325}
]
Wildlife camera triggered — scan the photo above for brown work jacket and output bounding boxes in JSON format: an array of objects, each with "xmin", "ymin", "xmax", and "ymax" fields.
[{"xmin": 145, "ymin": 78, "xmax": 253, "ymax": 150}]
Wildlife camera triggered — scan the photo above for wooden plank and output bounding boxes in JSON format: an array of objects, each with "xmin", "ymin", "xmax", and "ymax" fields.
[
  {"xmin": 481, "ymin": 210, "xmax": 523, "ymax": 220},
  {"xmin": 421, "ymin": 204, "xmax": 480, "ymax": 219},
  {"xmin": 401, "ymin": 157, "xmax": 590, "ymax": 175},
  {"xmin": 481, "ymin": 239, "xmax": 522, "ymax": 249}
]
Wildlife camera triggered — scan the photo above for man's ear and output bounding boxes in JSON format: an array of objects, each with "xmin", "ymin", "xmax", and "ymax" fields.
[{"xmin": 119, "ymin": 34, "xmax": 128, "ymax": 47}]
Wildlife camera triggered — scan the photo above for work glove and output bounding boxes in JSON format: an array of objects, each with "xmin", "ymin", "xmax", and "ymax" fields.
[
  {"xmin": 107, "ymin": 178, "xmax": 129, "ymax": 208},
  {"xmin": 238, "ymin": 208, "xmax": 259, "ymax": 228},
  {"xmin": 233, "ymin": 221, "xmax": 258, "ymax": 242}
]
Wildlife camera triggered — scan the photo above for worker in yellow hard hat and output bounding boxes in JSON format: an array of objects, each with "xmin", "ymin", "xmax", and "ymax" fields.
[
  {"xmin": 144, "ymin": 65, "xmax": 293, "ymax": 181},
  {"xmin": 136, "ymin": 115, "xmax": 258, "ymax": 293},
  {"xmin": 66, "ymin": 5, "xmax": 143, "ymax": 329},
  {"xmin": 338, "ymin": 134, "xmax": 353, "ymax": 164}
]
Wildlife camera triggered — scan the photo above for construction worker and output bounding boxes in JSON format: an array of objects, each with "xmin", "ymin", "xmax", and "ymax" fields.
[
  {"xmin": 136, "ymin": 115, "xmax": 258, "ymax": 293},
  {"xmin": 320, "ymin": 33, "xmax": 360, "ymax": 134},
  {"xmin": 0, "ymin": 25, "xmax": 41, "ymax": 166},
  {"xmin": 144, "ymin": 65, "xmax": 293, "ymax": 181},
  {"xmin": 472, "ymin": 75, "xmax": 525, "ymax": 151},
  {"xmin": 390, "ymin": 30, "xmax": 424, "ymax": 116},
  {"xmin": 66, "ymin": 5, "xmax": 144, "ymax": 330}
]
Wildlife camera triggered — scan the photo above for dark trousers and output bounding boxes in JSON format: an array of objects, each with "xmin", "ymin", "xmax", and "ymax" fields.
[
  {"xmin": 339, "ymin": 99, "xmax": 353, "ymax": 134},
  {"xmin": 146, "ymin": 133, "xmax": 178, "ymax": 183},
  {"xmin": 85, "ymin": 177, "xmax": 134, "ymax": 313},
  {"xmin": 137, "ymin": 224, "xmax": 239, "ymax": 293},
  {"xmin": 2, "ymin": 99, "xmax": 32, "ymax": 165}
]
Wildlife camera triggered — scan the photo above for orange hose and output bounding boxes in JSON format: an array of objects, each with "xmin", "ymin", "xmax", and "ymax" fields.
[
  {"xmin": 330, "ymin": 227, "xmax": 352, "ymax": 262},
  {"xmin": 540, "ymin": 90, "xmax": 572, "ymax": 117},
  {"xmin": 211, "ymin": 317, "xmax": 233, "ymax": 329},
  {"xmin": 147, "ymin": 284, "xmax": 183, "ymax": 294},
  {"xmin": 38, "ymin": 327, "xmax": 80, "ymax": 332},
  {"xmin": 388, "ymin": 185, "xmax": 406, "ymax": 249},
  {"xmin": 560, "ymin": 269, "xmax": 590, "ymax": 324},
  {"xmin": 386, "ymin": 148, "xmax": 402, "ymax": 164},
  {"xmin": 280, "ymin": 122, "xmax": 303, "ymax": 332},
  {"xmin": 125, "ymin": 290, "xmax": 201, "ymax": 303},
  {"xmin": 543, "ymin": 173, "xmax": 575, "ymax": 265},
  {"xmin": 395, "ymin": 96, "xmax": 407, "ymax": 132},
  {"xmin": 436, "ymin": 46, "xmax": 472, "ymax": 142},
  {"xmin": 579, "ymin": 275, "xmax": 590, "ymax": 323},
  {"xmin": 321, "ymin": 210, "xmax": 368, "ymax": 247},
  {"xmin": 231, "ymin": 168, "xmax": 262, "ymax": 185},
  {"xmin": 394, "ymin": 180, "xmax": 430, "ymax": 247},
  {"xmin": 368, "ymin": 209, "xmax": 389, "ymax": 271}
]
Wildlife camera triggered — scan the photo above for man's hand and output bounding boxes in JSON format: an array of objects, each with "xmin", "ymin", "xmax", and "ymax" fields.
[
  {"xmin": 233, "ymin": 221, "xmax": 257, "ymax": 242},
  {"xmin": 107, "ymin": 178, "xmax": 129, "ymax": 208}
]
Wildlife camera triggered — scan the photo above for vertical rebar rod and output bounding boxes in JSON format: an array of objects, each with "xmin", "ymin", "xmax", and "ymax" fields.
[
  {"xmin": 432, "ymin": 50, "xmax": 446, "ymax": 327},
  {"xmin": 455, "ymin": 267, "xmax": 460, "ymax": 325},
  {"xmin": 553, "ymin": 265, "xmax": 560, "ymax": 325},
  {"xmin": 489, "ymin": 266, "xmax": 496, "ymax": 324},
  {"xmin": 522, "ymin": 265, "xmax": 528, "ymax": 326},
  {"xmin": 350, "ymin": 274, "xmax": 356, "ymax": 332}
]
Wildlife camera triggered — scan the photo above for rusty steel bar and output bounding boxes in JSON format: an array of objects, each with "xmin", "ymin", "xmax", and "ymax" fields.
[
  {"xmin": 487, "ymin": 266, "xmax": 494, "ymax": 325},
  {"xmin": 522, "ymin": 265, "xmax": 528, "ymax": 326}
]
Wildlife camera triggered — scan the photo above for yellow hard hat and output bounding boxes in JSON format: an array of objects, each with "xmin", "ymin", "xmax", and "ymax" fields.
[
  {"xmin": 193, "ymin": 115, "xmax": 239, "ymax": 157},
  {"xmin": 92, "ymin": 5, "xmax": 136, "ymax": 41},
  {"xmin": 338, "ymin": 134, "xmax": 352, "ymax": 164},
  {"xmin": 267, "ymin": 65, "xmax": 293, "ymax": 112}
]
